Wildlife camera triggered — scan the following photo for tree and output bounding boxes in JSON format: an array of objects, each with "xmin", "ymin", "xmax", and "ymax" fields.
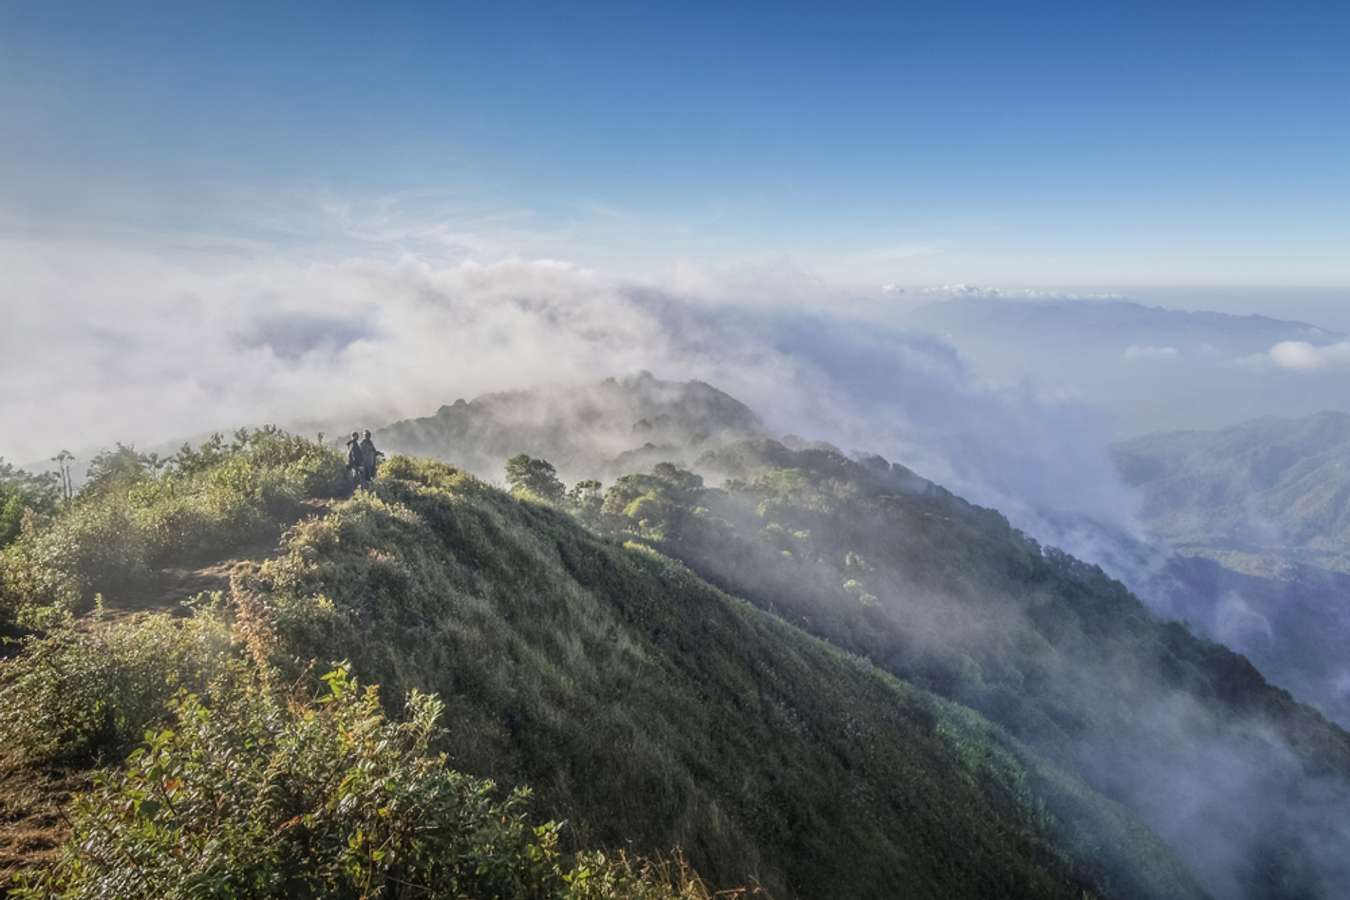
[
  {"xmin": 651, "ymin": 462, "xmax": 704, "ymax": 493},
  {"xmin": 51, "ymin": 450, "xmax": 75, "ymax": 503},
  {"xmin": 0, "ymin": 458, "xmax": 61, "ymax": 548},
  {"xmin": 171, "ymin": 433, "xmax": 228, "ymax": 476},
  {"xmin": 83, "ymin": 443, "xmax": 154, "ymax": 496},
  {"xmin": 504, "ymin": 455, "xmax": 565, "ymax": 503},
  {"xmin": 567, "ymin": 479, "xmax": 604, "ymax": 522},
  {"xmin": 0, "ymin": 492, "xmax": 25, "ymax": 548}
]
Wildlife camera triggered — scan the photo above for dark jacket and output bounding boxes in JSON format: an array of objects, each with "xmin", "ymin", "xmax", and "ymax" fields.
[{"xmin": 359, "ymin": 437, "xmax": 383, "ymax": 472}]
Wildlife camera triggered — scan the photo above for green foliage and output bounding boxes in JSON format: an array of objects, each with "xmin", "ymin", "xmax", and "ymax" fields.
[
  {"xmin": 233, "ymin": 461, "xmax": 1197, "ymax": 899},
  {"xmin": 600, "ymin": 466, "xmax": 711, "ymax": 542},
  {"xmin": 81, "ymin": 444, "xmax": 158, "ymax": 498},
  {"xmin": 592, "ymin": 443, "xmax": 1350, "ymax": 898},
  {"xmin": 506, "ymin": 454, "xmax": 566, "ymax": 503},
  {"xmin": 0, "ymin": 612, "xmax": 232, "ymax": 767},
  {"xmin": 0, "ymin": 429, "xmax": 345, "ymax": 622},
  {"xmin": 0, "ymin": 436, "xmax": 1229, "ymax": 898},
  {"xmin": 0, "ymin": 460, "xmax": 61, "ymax": 551},
  {"xmin": 0, "ymin": 495, "xmax": 152, "ymax": 620},
  {"xmin": 566, "ymin": 479, "xmax": 605, "ymax": 524},
  {"xmin": 17, "ymin": 664, "xmax": 731, "ymax": 900}
]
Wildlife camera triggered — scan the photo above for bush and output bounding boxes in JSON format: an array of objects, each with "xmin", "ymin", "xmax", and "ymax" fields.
[
  {"xmin": 16, "ymin": 664, "xmax": 736, "ymax": 900},
  {"xmin": 0, "ymin": 460, "xmax": 60, "ymax": 552},
  {"xmin": 0, "ymin": 430, "xmax": 347, "ymax": 624},
  {"xmin": 0, "ymin": 497, "xmax": 150, "ymax": 618},
  {"xmin": 0, "ymin": 612, "xmax": 232, "ymax": 767}
]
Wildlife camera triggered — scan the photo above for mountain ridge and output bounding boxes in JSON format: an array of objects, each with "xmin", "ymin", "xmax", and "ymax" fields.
[{"xmin": 375, "ymin": 372, "xmax": 763, "ymax": 482}]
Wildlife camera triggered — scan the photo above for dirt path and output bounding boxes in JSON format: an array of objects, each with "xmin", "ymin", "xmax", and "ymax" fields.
[
  {"xmin": 104, "ymin": 497, "xmax": 335, "ymax": 619},
  {"xmin": 0, "ymin": 498, "xmax": 338, "ymax": 882},
  {"xmin": 0, "ymin": 764, "xmax": 83, "ymax": 884}
]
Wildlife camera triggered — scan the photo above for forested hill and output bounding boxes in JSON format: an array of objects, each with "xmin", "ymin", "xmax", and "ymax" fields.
[
  {"xmin": 581, "ymin": 439, "xmax": 1350, "ymax": 899},
  {"xmin": 0, "ymin": 432, "xmax": 1203, "ymax": 898},
  {"xmin": 1114, "ymin": 410, "xmax": 1350, "ymax": 569},
  {"xmin": 375, "ymin": 372, "xmax": 763, "ymax": 482},
  {"xmin": 1108, "ymin": 410, "xmax": 1350, "ymax": 741},
  {"xmin": 5, "ymin": 417, "xmax": 1350, "ymax": 897}
]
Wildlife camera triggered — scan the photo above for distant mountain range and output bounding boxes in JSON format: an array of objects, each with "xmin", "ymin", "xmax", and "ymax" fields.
[
  {"xmin": 1108, "ymin": 410, "xmax": 1350, "ymax": 729},
  {"xmin": 904, "ymin": 296, "xmax": 1350, "ymax": 435},
  {"xmin": 909, "ymin": 296, "xmax": 1341, "ymax": 356},
  {"xmin": 1115, "ymin": 410, "xmax": 1350, "ymax": 565}
]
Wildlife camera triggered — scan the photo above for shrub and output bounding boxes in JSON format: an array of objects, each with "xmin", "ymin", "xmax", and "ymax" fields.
[
  {"xmin": 0, "ymin": 430, "xmax": 346, "ymax": 624},
  {"xmin": 16, "ymin": 664, "xmax": 734, "ymax": 900},
  {"xmin": 0, "ymin": 611, "xmax": 232, "ymax": 767},
  {"xmin": 0, "ymin": 497, "xmax": 150, "ymax": 619}
]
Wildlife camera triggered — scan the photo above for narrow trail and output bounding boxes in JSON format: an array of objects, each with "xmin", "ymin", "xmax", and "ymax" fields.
[
  {"xmin": 103, "ymin": 497, "xmax": 335, "ymax": 620},
  {"xmin": 0, "ymin": 498, "xmax": 338, "ymax": 881},
  {"xmin": 0, "ymin": 766, "xmax": 82, "ymax": 881}
]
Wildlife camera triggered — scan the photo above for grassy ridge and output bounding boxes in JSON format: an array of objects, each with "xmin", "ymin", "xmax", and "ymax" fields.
[
  {"xmin": 587, "ymin": 440, "xmax": 1350, "ymax": 897},
  {"xmin": 241, "ymin": 456, "xmax": 1200, "ymax": 898},
  {"xmin": 0, "ymin": 438, "xmax": 1205, "ymax": 898}
]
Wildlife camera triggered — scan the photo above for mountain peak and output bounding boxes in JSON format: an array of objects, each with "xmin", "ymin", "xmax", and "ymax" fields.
[{"xmin": 377, "ymin": 373, "xmax": 763, "ymax": 480}]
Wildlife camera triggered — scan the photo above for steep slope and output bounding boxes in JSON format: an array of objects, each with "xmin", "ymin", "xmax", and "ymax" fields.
[
  {"xmin": 1114, "ymin": 410, "xmax": 1350, "ymax": 565},
  {"xmin": 241, "ymin": 457, "xmax": 1201, "ymax": 899},
  {"xmin": 375, "ymin": 372, "xmax": 762, "ymax": 482},
  {"xmin": 592, "ymin": 441, "xmax": 1350, "ymax": 899},
  {"xmin": 0, "ymin": 440, "xmax": 1203, "ymax": 899}
]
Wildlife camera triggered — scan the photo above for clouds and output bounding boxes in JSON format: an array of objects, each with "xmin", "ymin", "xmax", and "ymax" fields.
[
  {"xmin": 1267, "ymin": 340, "xmax": 1350, "ymax": 372},
  {"xmin": 0, "ymin": 225, "xmax": 1146, "ymax": 548},
  {"xmin": 1124, "ymin": 344, "xmax": 1182, "ymax": 361}
]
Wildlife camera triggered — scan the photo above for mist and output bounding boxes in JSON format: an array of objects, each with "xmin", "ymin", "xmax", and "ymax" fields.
[
  {"xmin": 1, "ymin": 238, "xmax": 1140, "ymax": 541},
  {"xmin": 11, "ymin": 228, "xmax": 1350, "ymax": 898}
]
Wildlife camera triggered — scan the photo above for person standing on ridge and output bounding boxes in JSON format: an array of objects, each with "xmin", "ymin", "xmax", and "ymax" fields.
[
  {"xmin": 345, "ymin": 431, "xmax": 364, "ymax": 487},
  {"xmin": 359, "ymin": 429, "xmax": 384, "ymax": 485}
]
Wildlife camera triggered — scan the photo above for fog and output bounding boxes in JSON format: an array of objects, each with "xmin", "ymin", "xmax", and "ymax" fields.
[
  {"xmin": 9, "ymin": 231, "xmax": 1350, "ymax": 897},
  {"xmin": 1, "ymin": 238, "xmax": 1137, "ymax": 542}
]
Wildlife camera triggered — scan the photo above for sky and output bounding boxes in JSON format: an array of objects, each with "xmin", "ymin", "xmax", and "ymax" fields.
[
  {"xmin": 3, "ymin": 0, "xmax": 1350, "ymax": 474},
  {"xmin": 2, "ymin": 0, "xmax": 1349, "ymax": 286}
]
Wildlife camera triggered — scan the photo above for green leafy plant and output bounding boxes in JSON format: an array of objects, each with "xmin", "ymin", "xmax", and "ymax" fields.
[
  {"xmin": 16, "ymin": 664, "xmax": 742, "ymax": 900},
  {"xmin": 506, "ymin": 455, "xmax": 566, "ymax": 503},
  {"xmin": 0, "ymin": 612, "xmax": 232, "ymax": 767}
]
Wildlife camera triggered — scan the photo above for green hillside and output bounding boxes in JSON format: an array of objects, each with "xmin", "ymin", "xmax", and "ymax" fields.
[
  {"xmin": 1109, "ymin": 409, "xmax": 1350, "ymax": 755},
  {"xmin": 581, "ymin": 440, "xmax": 1350, "ymax": 899},
  {"xmin": 376, "ymin": 373, "xmax": 762, "ymax": 483},
  {"xmin": 0, "ymin": 433, "xmax": 1203, "ymax": 898},
  {"xmin": 1113, "ymin": 410, "xmax": 1350, "ymax": 569}
]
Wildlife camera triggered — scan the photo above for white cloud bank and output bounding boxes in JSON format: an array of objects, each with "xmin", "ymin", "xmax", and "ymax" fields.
[
  {"xmin": 1124, "ymin": 344, "xmax": 1182, "ymax": 361},
  {"xmin": 1268, "ymin": 340, "xmax": 1350, "ymax": 372},
  {"xmin": 0, "ymin": 232, "xmax": 1139, "ymax": 540}
]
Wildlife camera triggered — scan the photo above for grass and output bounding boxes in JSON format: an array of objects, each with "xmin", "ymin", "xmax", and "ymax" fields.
[
  {"xmin": 236, "ymin": 456, "xmax": 1201, "ymax": 899},
  {"xmin": 0, "ymin": 440, "xmax": 1207, "ymax": 898}
]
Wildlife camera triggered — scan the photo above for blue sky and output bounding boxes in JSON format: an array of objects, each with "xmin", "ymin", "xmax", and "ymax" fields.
[{"xmin": 2, "ymin": 0, "xmax": 1349, "ymax": 285}]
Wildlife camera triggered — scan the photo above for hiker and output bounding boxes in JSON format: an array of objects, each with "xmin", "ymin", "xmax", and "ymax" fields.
[
  {"xmin": 345, "ymin": 431, "xmax": 364, "ymax": 486},
  {"xmin": 359, "ymin": 430, "xmax": 384, "ymax": 484}
]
